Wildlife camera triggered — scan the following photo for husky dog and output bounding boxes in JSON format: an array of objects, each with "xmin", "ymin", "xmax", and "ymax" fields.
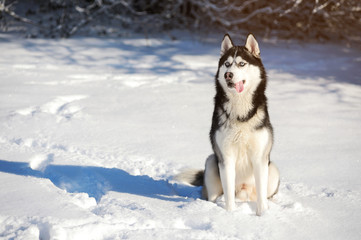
[{"xmin": 176, "ymin": 34, "xmax": 280, "ymax": 215}]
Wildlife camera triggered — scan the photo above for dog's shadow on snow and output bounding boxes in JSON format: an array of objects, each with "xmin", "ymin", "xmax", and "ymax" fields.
[{"xmin": 0, "ymin": 159, "xmax": 200, "ymax": 203}]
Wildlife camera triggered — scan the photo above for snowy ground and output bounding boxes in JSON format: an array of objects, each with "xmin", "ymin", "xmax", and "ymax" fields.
[{"xmin": 0, "ymin": 33, "xmax": 361, "ymax": 239}]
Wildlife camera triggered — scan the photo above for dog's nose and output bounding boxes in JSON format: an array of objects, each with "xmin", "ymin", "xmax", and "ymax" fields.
[{"xmin": 224, "ymin": 72, "xmax": 233, "ymax": 80}]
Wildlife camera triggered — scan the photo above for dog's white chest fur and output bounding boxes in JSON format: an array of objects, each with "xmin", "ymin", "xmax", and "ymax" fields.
[{"xmin": 215, "ymin": 94, "xmax": 270, "ymax": 184}]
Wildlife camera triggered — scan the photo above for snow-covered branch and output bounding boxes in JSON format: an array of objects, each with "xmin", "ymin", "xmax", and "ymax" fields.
[
  {"xmin": 0, "ymin": 0, "xmax": 360, "ymax": 42},
  {"xmin": 0, "ymin": 0, "xmax": 40, "ymax": 27}
]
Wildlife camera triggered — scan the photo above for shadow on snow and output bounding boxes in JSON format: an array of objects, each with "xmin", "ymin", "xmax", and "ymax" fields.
[
  {"xmin": 18, "ymin": 37, "xmax": 361, "ymax": 86},
  {"xmin": 0, "ymin": 159, "xmax": 200, "ymax": 203}
]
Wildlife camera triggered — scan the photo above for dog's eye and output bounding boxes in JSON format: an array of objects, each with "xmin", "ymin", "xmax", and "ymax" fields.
[
  {"xmin": 225, "ymin": 62, "xmax": 231, "ymax": 67},
  {"xmin": 238, "ymin": 62, "xmax": 246, "ymax": 67}
]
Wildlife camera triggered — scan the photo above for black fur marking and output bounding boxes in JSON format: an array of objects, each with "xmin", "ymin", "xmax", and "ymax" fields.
[
  {"xmin": 254, "ymin": 107, "xmax": 273, "ymax": 132},
  {"xmin": 190, "ymin": 170, "xmax": 204, "ymax": 186},
  {"xmin": 236, "ymin": 106, "xmax": 257, "ymax": 122},
  {"xmin": 218, "ymin": 104, "xmax": 230, "ymax": 127},
  {"xmin": 226, "ymin": 79, "xmax": 234, "ymax": 88},
  {"xmin": 218, "ymin": 46, "xmax": 263, "ymax": 70},
  {"xmin": 210, "ymin": 78, "xmax": 229, "ymax": 148}
]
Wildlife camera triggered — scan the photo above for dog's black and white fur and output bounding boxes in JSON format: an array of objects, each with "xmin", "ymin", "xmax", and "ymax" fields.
[{"xmin": 176, "ymin": 34, "xmax": 280, "ymax": 216}]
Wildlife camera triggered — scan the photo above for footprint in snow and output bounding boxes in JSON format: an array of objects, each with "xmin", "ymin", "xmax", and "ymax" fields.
[{"xmin": 14, "ymin": 95, "xmax": 87, "ymax": 121}]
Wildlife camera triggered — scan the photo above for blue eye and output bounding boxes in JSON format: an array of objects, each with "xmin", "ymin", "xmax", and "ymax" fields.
[
  {"xmin": 225, "ymin": 62, "xmax": 231, "ymax": 67},
  {"xmin": 238, "ymin": 62, "xmax": 246, "ymax": 67}
]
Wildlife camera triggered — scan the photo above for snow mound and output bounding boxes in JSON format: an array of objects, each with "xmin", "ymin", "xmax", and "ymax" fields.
[{"xmin": 29, "ymin": 153, "xmax": 54, "ymax": 172}]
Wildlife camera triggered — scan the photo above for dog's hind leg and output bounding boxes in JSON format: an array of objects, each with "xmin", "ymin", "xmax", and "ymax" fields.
[
  {"xmin": 203, "ymin": 155, "xmax": 223, "ymax": 202},
  {"xmin": 267, "ymin": 161, "xmax": 280, "ymax": 198},
  {"xmin": 235, "ymin": 162, "xmax": 280, "ymax": 202}
]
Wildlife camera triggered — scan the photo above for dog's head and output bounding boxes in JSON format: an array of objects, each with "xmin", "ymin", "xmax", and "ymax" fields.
[{"xmin": 217, "ymin": 34, "xmax": 265, "ymax": 95}]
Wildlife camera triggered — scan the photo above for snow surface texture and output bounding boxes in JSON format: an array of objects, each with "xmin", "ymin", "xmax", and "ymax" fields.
[{"xmin": 0, "ymin": 34, "xmax": 361, "ymax": 239}]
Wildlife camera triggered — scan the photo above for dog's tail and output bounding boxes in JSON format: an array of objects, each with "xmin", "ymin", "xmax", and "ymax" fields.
[{"xmin": 174, "ymin": 169, "xmax": 204, "ymax": 186}]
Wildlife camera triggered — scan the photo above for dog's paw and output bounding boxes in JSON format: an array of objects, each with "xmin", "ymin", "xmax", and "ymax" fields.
[
  {"xmin": 225, "ymin": 202, "xmax": 236, "ymax": 211},
  {"xmin": 256, "ymin": 202, "xmax": 269, "ymax": 216}
]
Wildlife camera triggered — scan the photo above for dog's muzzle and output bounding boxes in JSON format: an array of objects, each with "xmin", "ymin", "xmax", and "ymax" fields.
[
  {"xmin": 224, "ymin": 72, "xmax": 233, "ymax": 81},
  {"xmin": 224, "ymin": 72, "xmax": 234, "ymax": 88}
]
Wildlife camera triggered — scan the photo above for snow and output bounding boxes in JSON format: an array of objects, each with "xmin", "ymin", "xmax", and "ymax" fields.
[{"xmin": 0, "ymin": 33, "xmax": 361, "ymax": 239}]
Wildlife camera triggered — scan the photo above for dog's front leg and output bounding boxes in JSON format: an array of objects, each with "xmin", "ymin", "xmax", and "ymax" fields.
[
  {"xmin": 253, "ymin": 160, "xmax": 269, "ymax": 216},
  {"xmin": 219, "ymin": 159, "xmax": 236, "ymax": 211},
  {"xmin": 250, "ymin": 129, "xmax": 272, "ymax": 216}
]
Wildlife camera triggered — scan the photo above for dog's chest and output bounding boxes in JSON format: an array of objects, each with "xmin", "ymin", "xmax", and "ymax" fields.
[
  {"xmin": 215, "ymin": 96, "xmax": 264, "ymax": 167},
  {"xmin": 215, "ymin": 123, "xmax": 254, "ymax": 179},
  {"xmin": 216, "ymin": 120, "xmax": 252, "ymax": 155},
  {"xmin": 223, "ymin": 93, "xmax": 253, "ymax": 122}
]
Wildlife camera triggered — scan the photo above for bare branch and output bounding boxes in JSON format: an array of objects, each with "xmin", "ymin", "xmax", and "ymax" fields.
[
  {"xmin": 0, "ymin": 0, "xmax": 360, "ymax": 43},
  {"xmin": 0, "ymin": 1, "xmax": 40, "ymax": 28}
]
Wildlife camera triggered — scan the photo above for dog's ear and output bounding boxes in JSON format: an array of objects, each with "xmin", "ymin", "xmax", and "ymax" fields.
[
  {"xmin": 221, "ymin": 34, "xmax": 234, "ymax": 56},
  {"xmin": 245, "ymin": 34, "xmax": 260, "ymax": 58}
]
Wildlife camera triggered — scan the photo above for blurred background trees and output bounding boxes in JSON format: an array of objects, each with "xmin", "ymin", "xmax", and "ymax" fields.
[{"xmin": 1, "ymin": 0, "xmax": 360, "ymax": 42}]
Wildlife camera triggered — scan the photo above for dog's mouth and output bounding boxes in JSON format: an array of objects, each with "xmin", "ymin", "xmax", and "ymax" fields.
[
  {"xmin": 226, "ymin": 79, "xmax": 246, "ymax": 93},
  {"xmin": 235, "ymin": 80, "xmax": 245, "ymax": 93},
  {"xmin": 230, "ymin": 80, "xmax": 245, "ymax": 93}
]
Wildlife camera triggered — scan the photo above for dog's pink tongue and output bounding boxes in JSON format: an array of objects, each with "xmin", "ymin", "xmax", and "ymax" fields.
[{"xmin": 235, "ymin": 81, "xmax": 244, "ymax": 93}]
